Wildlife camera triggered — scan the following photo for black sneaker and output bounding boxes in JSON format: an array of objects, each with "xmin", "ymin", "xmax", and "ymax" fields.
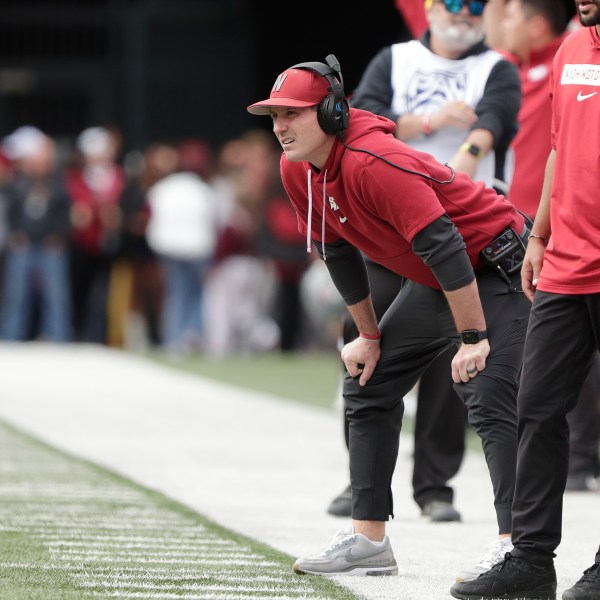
[
  {"xmin": 450, "ymin": 552, "xmax": 557, "ymax": 599},
  {"xmin": 326, "ymin": 484, "xmax": 352, "ymax": 517},
  {"xmin": 563, "ymin": 563, "xmax": 600, "ymax": 600}
]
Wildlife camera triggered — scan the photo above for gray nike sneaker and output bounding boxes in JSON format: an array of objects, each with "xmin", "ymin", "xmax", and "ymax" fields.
[{"xmin": 293, "ymin": 528, "xmax": 398, "ymax": 576}]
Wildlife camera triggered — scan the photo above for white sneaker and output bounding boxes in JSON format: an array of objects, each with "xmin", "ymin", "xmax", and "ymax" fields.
[
  {"xmin": 293, "ymin": 527, "xmax": 398, "ymax": 576},
  {"xmin": 456, "ymin": 537, "xmax": 513, "ymax": 582}
]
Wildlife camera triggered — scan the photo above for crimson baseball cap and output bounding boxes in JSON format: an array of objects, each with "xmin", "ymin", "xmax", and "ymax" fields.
[{"xmin": 247, "ymin": 68, "xmax": 330, "ymax": 115}]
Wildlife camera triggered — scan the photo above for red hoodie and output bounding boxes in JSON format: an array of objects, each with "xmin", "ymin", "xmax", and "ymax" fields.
[{"xmin": 281, "ymin": 108, "xmax": 524, "ymax": 290}]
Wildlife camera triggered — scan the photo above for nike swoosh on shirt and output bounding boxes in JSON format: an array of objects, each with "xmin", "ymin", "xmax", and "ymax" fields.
[
  {"xmin": 577, "ymin": 91, "xmax": 598, "ymax": 101},
  {"xmin": 339, "ymin": 216, "xmax": 347, "ymax": 223}
]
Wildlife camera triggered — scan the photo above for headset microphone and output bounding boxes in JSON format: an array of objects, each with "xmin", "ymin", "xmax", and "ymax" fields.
[{"xmin": 325, "ymin": 54, "xmax": 342, "ymax": 78}]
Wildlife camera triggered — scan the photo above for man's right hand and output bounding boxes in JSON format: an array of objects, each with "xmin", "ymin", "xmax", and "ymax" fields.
[
  {"xmin": 341, "ymin": 337, "xmax": 381, "ymax": 386},
  {"xmin": 521, "ymin": 238, "xmax": 547, "ymax": 301}
]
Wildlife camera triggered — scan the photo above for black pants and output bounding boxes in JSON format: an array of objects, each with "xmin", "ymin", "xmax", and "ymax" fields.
[
  {"xmin": 345, "ymin": 267, "xmax": 531, "ymax": 534},
  {"xmin": 341, "ymin": 260, "xmax": 466, "ymax": 509},
  {"xmin": 511, "ymin": 291, "xmax": 600, "ymax": 563}
]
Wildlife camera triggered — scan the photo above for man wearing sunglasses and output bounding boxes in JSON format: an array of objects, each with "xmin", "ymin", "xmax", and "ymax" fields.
[{"xmin": 349, "ymin": 0, "xmax": 521, "ymax": 583}]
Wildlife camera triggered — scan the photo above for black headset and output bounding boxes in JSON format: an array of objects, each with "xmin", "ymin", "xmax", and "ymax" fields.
[{"xmin": 291, "ymin": 54, "xmax": 350, "ymax": 138}]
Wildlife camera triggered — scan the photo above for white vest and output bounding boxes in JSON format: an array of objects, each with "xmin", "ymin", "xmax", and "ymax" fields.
[{"xmin": 390, "ymin": 40, "xmax": 511, "ymax": 187}]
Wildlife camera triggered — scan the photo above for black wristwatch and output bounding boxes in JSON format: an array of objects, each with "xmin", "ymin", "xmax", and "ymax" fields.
[
  {"xmin": 459, "ymin": 142, "xmax": 484, "ymax": 160},
  {"xmin": 461, "ymin": 329, "xmax": 488, "ymax": 344}
]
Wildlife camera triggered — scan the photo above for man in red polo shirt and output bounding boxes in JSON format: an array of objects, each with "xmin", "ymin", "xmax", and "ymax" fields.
[
  {"xmin": 489, "ymin": 0, "xmax": 600, "ymax": 498},
  {"xmin": 451, "ymin": 1, "xmax": 600, "ymax": 597}
]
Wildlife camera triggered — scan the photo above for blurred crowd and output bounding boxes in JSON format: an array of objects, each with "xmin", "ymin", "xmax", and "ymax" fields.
[{"xmin": 0, "ymin": 124, "xmax": 344, "ymax": 357}]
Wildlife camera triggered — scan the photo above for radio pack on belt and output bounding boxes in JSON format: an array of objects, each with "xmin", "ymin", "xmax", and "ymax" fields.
[{"xmin": 480, "ymin": 228, "xmax": 527, "ymax": 284}]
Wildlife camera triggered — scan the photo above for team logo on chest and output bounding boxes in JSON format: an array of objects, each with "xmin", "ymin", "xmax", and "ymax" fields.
[
  {"xmin": 328, "ymin": 196, "xmax": 347, "ymax": 224},
  {"xmin": 561, "ymin": 63, "xmax": 600, "ymax": 102},
  {"xmin": 406, "ymin": 69, "xmax": 468, "ymax": 113}
]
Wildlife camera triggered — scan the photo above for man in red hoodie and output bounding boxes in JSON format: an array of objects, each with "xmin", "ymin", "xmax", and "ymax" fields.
[{"xmin": 247, "ymin": 56, "xmax": 531, "ymax": 577}]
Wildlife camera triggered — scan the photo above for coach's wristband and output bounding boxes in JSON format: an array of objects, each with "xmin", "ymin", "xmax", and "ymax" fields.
[
  {"xmin": 422, "ymin": 114, "xmax": 433, "ymax": 136},
  {"xmin": 359, "ymin": 331, "xmax": 382, "ymax": 341}
]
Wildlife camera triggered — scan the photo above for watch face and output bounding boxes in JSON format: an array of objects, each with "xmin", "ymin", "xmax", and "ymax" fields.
[
  {"xmin": 467, "ymin": 143, "xmax": 482, "ymax": 158},
  {"xmin": 462, "ymin": 330, "xmax": 481, "ymax": 344}
]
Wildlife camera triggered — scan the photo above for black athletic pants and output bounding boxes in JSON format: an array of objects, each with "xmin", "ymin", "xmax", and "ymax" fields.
[
  {"xmin": 344, "ymin": 266, "xmax": 531, "ymax": 534},
  {"xmin": 511, "ymin": 291, "xmax": 600, "ymax": 563},
  {"xmin": 341, "ymin": 260, "xmax": 467, "ymax": 510}
]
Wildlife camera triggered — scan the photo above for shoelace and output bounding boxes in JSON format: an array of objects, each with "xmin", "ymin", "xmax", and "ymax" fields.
[
  {"xmin": 476, "ymin": 539, "xmax": 512, "ymax": 569},
  {"xmin": 579, "ymin": 563, "xmax": 600, "ymax": 583},
  {"xmin": 320, "ymin": 531, "xmax": 355, "ymax": 556},
  {"xmin": 495, "ymin": 552, "xmax": 514, "ymax": 572}
]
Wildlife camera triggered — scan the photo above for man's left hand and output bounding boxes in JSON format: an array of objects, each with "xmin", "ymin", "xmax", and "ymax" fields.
[{"xmin": 452, "ymin": 339, "xmax": 490, "ymax": 383}]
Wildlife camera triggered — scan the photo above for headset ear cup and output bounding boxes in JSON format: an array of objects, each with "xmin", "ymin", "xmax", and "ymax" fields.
[
  {"xmin": 339, "ymin": 97, "xmax": 350, "ymax": 131},
  {"xmin": 318, "ymin": 94, "xmax": 350, "ymax": 135},
  {"xmin": 293, "ymin": 59, "xmax": 350, "ymax": 135},
  {"xmin": 317, "ymin": 96, "xmax": 336, "ymax": 134}
]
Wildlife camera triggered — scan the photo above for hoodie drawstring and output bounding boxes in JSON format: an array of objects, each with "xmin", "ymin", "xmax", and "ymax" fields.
[
  {"xmin": 305, "ymin": 167, "xmax": 328, "ymax": 261},
  {"xmin": 321, "ymin": 169, "xmax": 327, "ymax": 261},
  {"xmin": 306, "ymin": 168, "xmax": 312, "ymax": 253}
]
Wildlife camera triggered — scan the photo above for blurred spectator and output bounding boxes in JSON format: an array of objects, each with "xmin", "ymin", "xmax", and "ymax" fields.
[
  {"xmin": 257, "ymin": 171, "xmax": 310, "ymax": 352},
  {"xmin": 145, "ymin": 139, "xmax": 219, "ymax": 356},
  {"xmin": 299, "ymin": 255, "xmax": 347, "ymax": 349},
  {"xmin": 0, "ymin": 149, "xmax": 14, "ymax": 263},
  {"xmin": 66, "ymin": 125, "xmax": 126, "ymax": 343},
  {"xmin": 0, "ymin": 126, "xmax": 72, "ymax": 342},
  {"xmin": 111, "ymin": 142, "xmax": 179, "ymax": 349},
  {"xmin": 202, "ymin": 130, "xmax": 283, "ymax": 357},
  {"xmin": 0, "ymin": 149, "xmax": 15, "ymax": 307}
]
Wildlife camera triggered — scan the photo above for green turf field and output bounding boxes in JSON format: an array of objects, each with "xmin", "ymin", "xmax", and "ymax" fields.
[
  {"xmin": 0, "ymin": 418, "xmax": 359, "ymax": 600},
  {"xmin": 144, "ymin": 349, "xmax": 343, "ymax": 409}
]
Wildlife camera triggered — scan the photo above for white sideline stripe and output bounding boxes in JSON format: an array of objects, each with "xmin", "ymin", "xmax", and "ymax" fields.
[
  {"xmin": 42, "ymin": 535, "xmax": 226, "ymax": 544},
  {"xmin": 0, "ymin": 502, "xmax": 179, "ymax": 513},
  {"xmin": 0, "ymin": 519, "xmax": 199, "ymax": 528},
  {"xmin": 55, "ymin": 556, "xmax": 278, "ymax": 566},
  {"xmin": 0, "ymin": 485, "xmax": 143, "ymax": 499},
  {"xmin": 0, "ymin": 525, "xmax": 214, "ymax": 534},
  {"xmin": 51, "ymin": 549, "xmax": 261, "ymax": 559},
  {"xmin": 79, "ymin": 581, "xmax": 316, "ymax": 593},
  {"xmin": 47, "ymin": 541, "xmax": 249, "ymax": 551},
  {"xmin": 0, "ymin": 512, "xmax": 189, "ymax": 522},
  {"xmin": 77, "ymin": 574, "xmax": 296, "ymax": 583},
  {"xmin": 90, "ymin": 594, "xmax": 328, "ymax": 600},
  {"xmin": 0, "ymin": 563, "xmax": 292, "ymax": 582},
  {"xmin": 2, "ymin": 565, "xmax": 294, "ymax": 585}
]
